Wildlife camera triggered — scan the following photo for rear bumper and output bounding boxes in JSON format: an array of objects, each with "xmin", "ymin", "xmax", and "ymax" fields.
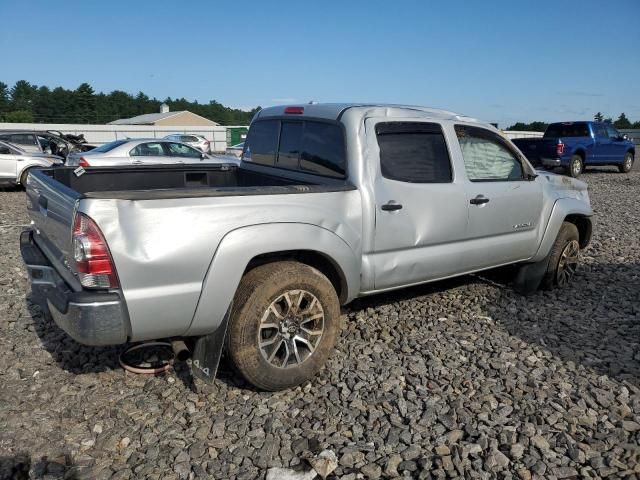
[
  {"xmin": 541, "ymin": 157, "xmax": 564, "ymax": 167},
  {"xmin": 20, "ymin": 230, "xmax": 130, "ymax": 346}
]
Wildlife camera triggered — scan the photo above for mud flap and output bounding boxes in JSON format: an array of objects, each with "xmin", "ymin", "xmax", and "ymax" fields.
[
  {"xmin": 513, "ymin": 254, "xmax": 550, "ymax": 295},
  {"xmin": 190, "ymin": 305, "xmax": 232, "ymax": 383}
]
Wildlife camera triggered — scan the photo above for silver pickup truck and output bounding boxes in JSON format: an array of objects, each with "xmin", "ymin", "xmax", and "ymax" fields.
[{"xmin": 21, "ymin": 103, "xmax": 593, "ymax": 391}]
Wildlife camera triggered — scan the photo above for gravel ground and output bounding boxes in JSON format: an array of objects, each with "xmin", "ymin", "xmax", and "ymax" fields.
[{"xmin": 0, "ymin": 167, "xmax": 639, "ymax": 480}]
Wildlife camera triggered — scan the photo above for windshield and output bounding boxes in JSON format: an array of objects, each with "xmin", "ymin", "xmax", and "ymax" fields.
[
  {"xmin": 544, "ymin": 123, "xmax": 590, "ymax": 138},
  {"xmin": 90, "ymin": 140, "xmax": 128, "ymax": 153}
]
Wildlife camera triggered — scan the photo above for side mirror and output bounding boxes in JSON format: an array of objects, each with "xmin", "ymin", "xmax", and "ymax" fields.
[
  {"xmin": 622, "ymin": 134, "xmax": 629, "ymax": 141},
  {"xmin": 200, "ymin": 152, "xmax": 207, "ymax": 160}
]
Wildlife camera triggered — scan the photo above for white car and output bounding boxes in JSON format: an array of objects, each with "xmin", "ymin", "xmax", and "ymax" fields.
[
  {"xmin": 66, "ymin": 139, "xmax": 238, "ymax": 167},
  {"xmin": 0, "ymin": 140, "xmax": 63, "ymax": 186},
  {"xmin": 163, "ymin": 134, "xmax": 211, "ymax": 153}
]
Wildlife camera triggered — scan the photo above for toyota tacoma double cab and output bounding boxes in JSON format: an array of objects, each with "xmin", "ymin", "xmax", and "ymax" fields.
[
  {"xmin": 21, "ymin": 103, "xmax": 593, "ymax": 391},
  {"xmin": 512, "ymin": 121, "xmax": 635, "ymax": 177}
]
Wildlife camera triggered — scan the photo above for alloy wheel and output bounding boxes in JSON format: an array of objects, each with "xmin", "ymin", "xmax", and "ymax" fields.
[
  {"xmin": 557, "ymin": 240, "xmax": 579, "ymax": 286},
  {"xmin": 258, "ymin": 289, "xmax": 325, "ymax": 368}
]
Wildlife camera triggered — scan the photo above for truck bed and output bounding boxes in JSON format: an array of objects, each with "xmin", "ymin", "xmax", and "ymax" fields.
[{"xmin": 37, "ymin": 164, "xmax": 354, "ymax": 200}]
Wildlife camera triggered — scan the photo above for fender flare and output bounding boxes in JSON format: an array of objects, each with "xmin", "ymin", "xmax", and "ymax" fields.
[
  {"xmin": 530, "ymin": 198, "xmax": 593, "ymax": 263},
  {"xmin": 185, "ymin": 223, "xmax": 360, "ymax": 337}
]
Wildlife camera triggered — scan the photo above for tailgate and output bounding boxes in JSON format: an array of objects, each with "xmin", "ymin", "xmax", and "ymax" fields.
[
  {"xmin": 25, "ymin": 170, "xmax": 81, "ymax": 275},
  {"xmin": 515, "ymin": 138, "xmax": 558, "ymax": 164}
]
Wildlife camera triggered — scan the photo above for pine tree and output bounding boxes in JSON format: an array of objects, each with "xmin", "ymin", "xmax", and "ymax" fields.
[
  {"xmin": 614, "ymin": 113, "xmax": 631, "ymax": 129},
  {"xmin": 594, "ymin": 112, "xmax": 604, "ymax": 122}
]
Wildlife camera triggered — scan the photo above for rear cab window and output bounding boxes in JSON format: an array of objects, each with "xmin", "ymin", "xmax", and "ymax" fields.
[
  {"xmin": 243, "ymin": 119, "xmax": 346, "ymax": 178},
  {"xmin": 544, "ymin": 122, "xmax": 590, "ymax": 138}
]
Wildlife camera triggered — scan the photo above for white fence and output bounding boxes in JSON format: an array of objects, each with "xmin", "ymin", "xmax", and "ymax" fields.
[
  {"xmin": 501, "ymin": 130, "xmax": 544, "ymax": 140},
  {"xmin": 0, "ymin": 122, "xmax": 545, "ymax": 151},
  {"xmin": 0, "ymin": 123, "xmax": 250, "ymax": 152}
]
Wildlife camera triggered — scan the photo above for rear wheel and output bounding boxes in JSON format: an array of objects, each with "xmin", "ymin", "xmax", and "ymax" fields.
[
  {"xmin": 226, "ymin": 261, "xmax": 340, "ymax": 391},
  {"xmin": 618, "ymin": 152, "xmax": 634, "ymax": 173},
  {"xmin": 19, "ymin": 168, "xmax": 31, "ymax": 188},
  {"xmin": 567, "ymin": 155, "xmax": 583, "ymax": 178},
  {"xmin": 540, "ymin": 222, "xmax": 580, "ymax": 290}
]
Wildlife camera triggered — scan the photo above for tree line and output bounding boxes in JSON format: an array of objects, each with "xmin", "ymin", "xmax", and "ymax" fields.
[
  {"xmin": 0, "ymin": 80, "xmax": 259, "ymax": 125},
  {"xmin": 507, "ymin": 112, "xmax": 640, "ymax": 132}
]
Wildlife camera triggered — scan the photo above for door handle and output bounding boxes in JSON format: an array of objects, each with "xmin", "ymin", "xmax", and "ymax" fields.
[
  {"xmin": 381, "ymin": 201, "xmax": 403, "ymax": 211},
  {"xmin": 470, "ymin": 195, "xmax": 490, "ymax": 205}
]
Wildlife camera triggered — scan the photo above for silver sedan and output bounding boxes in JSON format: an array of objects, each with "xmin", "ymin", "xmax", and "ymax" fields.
[{"xmin": 66, "ymin": 139, "xmax": 238, "ymax": 167}]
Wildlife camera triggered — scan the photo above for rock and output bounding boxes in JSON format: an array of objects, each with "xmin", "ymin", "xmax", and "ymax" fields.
[
  {"xmin": 485, "ymin": 449, "xmax": 510, "ymax": 470},
  {"xmin": 530, "ymin": 435, "xmax": 550, "ymax": 452},
  {"xmin": 622, "ymin": 421, "xmax": 640, "ymax": 432},
  {"xmin": 309, "ymin": 450, "xmax": 337, "ymax": 479},
  {"xmin": 384, "ymin": 454, "xmax": 402, "ymax": 477},
  {"xmin": 510, "ymin": 443, "xmax": 525, "ymax": 459},
  {"xmin": 360, "ymin": 463, "xmax": 382, "ymax": 479},
  {"xmin": 266, "ymin": 467, "xmax": 317, "ymax": 480},
  {"xmin": 446, "ymin": 429, "xmax": 464, "ymax": 444},
  {"xmin": 435, "ymin": 445, "xmax": 450, "ymax": 456}
]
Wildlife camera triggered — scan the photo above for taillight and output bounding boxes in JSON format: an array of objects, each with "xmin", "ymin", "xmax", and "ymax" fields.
[
  {"xmin": 556, "ymin": 141, "xmax": 565, "ymax": 156},
  {"xmin": 79, "ymin": 157, "xmax": 90, "ymax": 167},
  {"xmin": 72, "ymin": 213, "xmax": 119, "ymax": 289},
  {"xmin": 284, "ymin": 106, "xmax": 304, "ymax": 114}
]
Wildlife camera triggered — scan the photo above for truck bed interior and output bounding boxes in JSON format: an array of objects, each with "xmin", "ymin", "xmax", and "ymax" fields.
[{"xmin": 37, "ymin": 165, "xmax": 354, "ymax": 200}]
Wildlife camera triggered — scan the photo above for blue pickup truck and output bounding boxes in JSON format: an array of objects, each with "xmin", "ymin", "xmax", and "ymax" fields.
[{"xmin": 512, "ymin": 121, "xmax": 635, "ymax": 177}]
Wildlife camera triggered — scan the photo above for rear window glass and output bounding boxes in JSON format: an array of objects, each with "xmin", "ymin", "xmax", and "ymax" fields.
[
  {"xmin": 277, "ymin": 122, "xmax": 303, "ymax": 169},
  {"xmin": 243, "ymin": 120, "xmax": 279, "ymax": 166},
  {"xmin": 300, "ymin": 122, "xmax": 346, "ymax": 178},
  {"xmin": 544, "ymin": 123, "xmax": 590, "ymax": 138},
  {"xmin": 376, "ymin": 122, "xmax": 452, "ymax": 183},
  {"xmin": 92, "ymin": 140, "xmax": 128, "ymax": 153},
  {"xmin": 244, "ymin": 120, "xmax": 346, "ymax": 177}
]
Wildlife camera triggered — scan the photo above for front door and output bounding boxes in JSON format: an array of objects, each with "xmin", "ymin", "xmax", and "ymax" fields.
[
  {"xmin": 453, "ymin": 124, "xmax": 543, "ymax": 270},
  {"xmin": 593, "ymin": 123, "xmax": 611, "ymax": 164},
  {"xmin": 367, "ymin": 119, "xmax": 469, "ymax": 290},
  {"xmin": 606, "ymin": 125, "xmax": 628, "ymax": 162},
  {"xmin": 129, "ymin": 141, "xmax": 170, "ymax": 165},
  {"xmin": 0, "ymin": 144, "xmax": 18, "ymax": 181}
]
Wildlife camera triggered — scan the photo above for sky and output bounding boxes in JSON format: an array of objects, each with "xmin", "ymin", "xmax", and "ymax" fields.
[{"xmin": 1, "ymin": 0, "xmax": 639, "ymax": 127}]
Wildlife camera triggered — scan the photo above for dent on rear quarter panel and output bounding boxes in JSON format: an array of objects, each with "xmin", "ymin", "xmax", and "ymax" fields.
[{"xmin": 82, "ymin": 190, "xmax": 362, "ymax": 342}]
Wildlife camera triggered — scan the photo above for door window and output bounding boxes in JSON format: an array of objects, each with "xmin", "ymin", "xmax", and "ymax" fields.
[
  {"xmin": 594, "ymin": 124, "xmax": 608, "ymax": 138},
  {"xmin": 130, "ymin": 142, "xmax": 166, "ymax": 157},
  {"xmin": 606, "ymin": 125, "xmax": 620, "ymax": 139},
  {"xmin": 376, "ymin": 122, "xmax": 452, "ymax": 183},
  {"xmin": 165, "ymin": 142, "xmax": 201, "ymax": 157},
  {"xmin": 455, "ymin": 125, "xmax": 524, "ymax": 181}
]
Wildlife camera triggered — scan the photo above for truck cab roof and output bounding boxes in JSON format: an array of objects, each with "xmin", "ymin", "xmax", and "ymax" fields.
[{"xmin": 255, "ymin": 103, "xmax": 484, "ymax": 125}]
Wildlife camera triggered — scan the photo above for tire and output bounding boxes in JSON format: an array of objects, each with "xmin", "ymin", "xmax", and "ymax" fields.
[
  {"xmin": 539, "ymin": 222, "xmax": 580, "ymax": 290},
  {"xmin": 226, "ymin": 261, "xmax": 340, "ymax": 391},
  {"xmin": 567, "ymin": 155, "xmax": 583, "ymax": 178},
  {"xmin": 618, "ymin": 152, "xmax": 634, "ymax": 173},
  {"xmin": 19, "ymin": 169, "xmax": 31, "ymax": 188}
]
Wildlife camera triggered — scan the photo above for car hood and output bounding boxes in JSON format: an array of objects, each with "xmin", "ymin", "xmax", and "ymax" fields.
[{"xmin": 536, "ymin": 168, "xmax": 589, "ymax": 202}]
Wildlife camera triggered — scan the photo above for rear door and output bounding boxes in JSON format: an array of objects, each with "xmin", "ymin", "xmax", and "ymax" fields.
[
  {"xmin": 366, "ymin": 119, "xmax": 469, "ymax": 290},
  {"xmin": 453, "ymin": 124, "xmax": 543, "ymax": 269}
]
